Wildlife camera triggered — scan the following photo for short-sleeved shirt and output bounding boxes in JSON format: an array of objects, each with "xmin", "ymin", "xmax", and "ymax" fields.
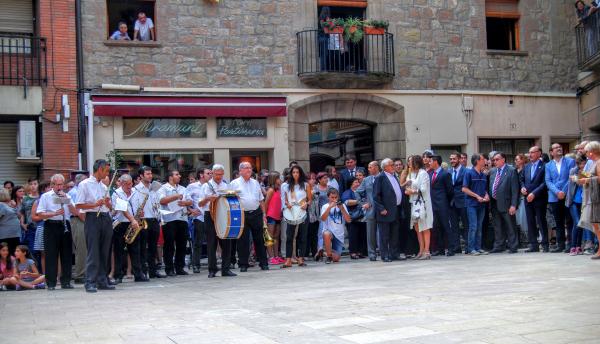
[
  {"xmin": 1, "ymin": 257, "xmax": 15, "ymax": 278},
  {"xmin": 37, "ymin": 190, "xmax": 75, "ymax": 220},
  {"xmin": 463, "ymin": 168, "xmax": 488, "ymax": 208},
  {"xmin": 111, "ymin": 187, "xmax": 134, "ymax": 223},
  {"xmin": 76, "ymin": 176, "xmax": 109, "ymax": 213},
  {"xmin": 20, "ymin": 195, "xmax": 38, "ymax": 224},
  {"xmin": 134, "ymin": 18, "xmax": 154, "ymax": 41},
  {"xmin": 320, "ymin": 203, "xmax": 348, "ymax": 242},
  {"xmin": 110, "ymin": 30, "xmax": 131, "ymax": 40},
  {"xmin": 186, "ymin": 181, "xmax": 205, "ymax": 222},
  {"xmin": 230, "ymin": 177, "xmax": 264, "ymax": 211},
  {"xmin": 16, "ymin": 258, "xmax": 36, "ymax": 282},
  {"xmin": 131, "ymin": 182, "xmax": 159, "ymax": 220},
  {"xmin": 200, "ymin": 179, "xmax": 230, "ymax": 212},
  {"xmin": 0, "ymin": 203, "xmax": 21, "ymax": 240},
  {"xmin": 157, "ymin": 183, "xmax": 189, "ymax": 223}
]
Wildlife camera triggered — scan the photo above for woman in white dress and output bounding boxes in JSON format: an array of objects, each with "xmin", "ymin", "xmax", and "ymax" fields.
[{"xmin": 404, "ymin": 155, "xmax": 434, "ymax": 260}]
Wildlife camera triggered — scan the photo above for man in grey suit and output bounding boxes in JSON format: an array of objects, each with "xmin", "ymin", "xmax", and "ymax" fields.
[
  {"xmin": 356, "ymin": 161, "xmax": 380, "ymax": 261},
  {"xmin": 488, "ymin": 152, "xmax": 520, "ymax": 253}
]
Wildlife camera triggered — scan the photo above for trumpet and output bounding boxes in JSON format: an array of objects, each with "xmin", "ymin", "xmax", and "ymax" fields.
[
  {"xmin": 97, "ymin": 171, "xmax": 118, "ymax": 218},
  {"xmin": 263, "ymin": 220, "xmax": 274, "ymax": 247}
]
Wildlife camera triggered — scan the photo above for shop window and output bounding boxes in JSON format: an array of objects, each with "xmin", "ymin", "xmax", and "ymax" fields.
[
  {"xmin": 106, "ymin": 0, "xmax": 156, "ymax": 42},
  {"xmin": 478, "ymin": 138, "xmax": 534, "ymax": 163},
  {"xmin": 485, "ymin": 0, "xmax": 520, "ymax": 51}
]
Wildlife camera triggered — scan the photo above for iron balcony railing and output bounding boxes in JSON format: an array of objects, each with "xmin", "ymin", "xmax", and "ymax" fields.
[
  {"xmin": 0, "ymin": 33, "xmax": 47, "ymax": 86},
  {"xmin": 297, "ymin": 29, "xmax": 395, "ymax": 77}
]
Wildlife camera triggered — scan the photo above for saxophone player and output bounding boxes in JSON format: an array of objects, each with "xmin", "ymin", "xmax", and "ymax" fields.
[
  {"xmin": 111, "ymin": 174, "xmax": 145, "ymax": 283},
  {"xmin": 157, "ymin": 170, "xmax": 193, "ymax": 277}
]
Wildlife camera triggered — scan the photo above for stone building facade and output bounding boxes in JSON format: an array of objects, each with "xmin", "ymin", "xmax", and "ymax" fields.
[{"xmin": 81, "ymin": 0, "xmax": 580, "ymax": 178}]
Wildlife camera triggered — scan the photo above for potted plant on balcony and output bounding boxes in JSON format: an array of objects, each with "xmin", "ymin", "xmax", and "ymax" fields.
[
  {"xmin": 343, "ymin": 17, "xmax": 364, "ymax": 43},
  {"xmin": 364, "ymin": 19, "xmax": 389, "ymax": 35},
  {"xmin": 320, "ymin": 18, "xmax": 344, "ymax": 34}
]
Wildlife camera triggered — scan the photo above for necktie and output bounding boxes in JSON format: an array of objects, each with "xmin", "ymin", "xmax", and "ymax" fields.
[
  {"xmin": 530, "ymin": 162, "xmax": 536, "ymax": 180},
  {"xmin": 452, "ymin": 169, "xmax": 456, "ymax": 184},
  {"xmin": 432, "ymin": 171, "xmax": 437, "ymax": 184},
  {"xmin": 492, "ymin": 168, "xmax": 502, "ymax": 199}
]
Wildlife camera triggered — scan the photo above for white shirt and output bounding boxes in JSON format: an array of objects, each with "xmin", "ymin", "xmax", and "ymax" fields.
[
  {"xmin": 230, "ymin": 177, "xmax": 264, "ymax": 211},
  {"xmin": 111, "ymin": 187, "xmax": 133, "ymax": 223},
  {"xmin": 384, "ymin": 171, "xmax": 402, "ymax": 206},
  {"xmin": 280, "ymin": 182, "xmax": 308, "ymax": 210},
  {"xmin": 76, "ymin": 176, "xmax": 109, "ymax": 213},
  {"xmin": 67, "ymin": 185, "xmax": 78, "ymax": 201},
  {"xmin": 320, "ymin": 203, "xmax": 347, "ymax": 242},
  {"xmin": 37, "ymin": 190, "xmax": 75, "ymax": 220},
  {"xmin": 131, "ymin": 182, "xmax": 159, "ymax": 220},
  {"xmin": 327, "ymin": 178, "xmax": 339, "ymax": 191},
  {"xmin": 186, "ymin": 181, "xmax": 205, "ymax": 222},
  {"xmin": 157, "ymin": 183, "xmax": 189, "ymax": 223},
  {"xmin": 555, "ymin": 157, "xmax": 563, "ymax": 175},
  {"xmin": 134, "ymin": 18, "xmax": 154, "ymax": 41},
  {"xmin": 200, "ymin": 179, "xmax": 230, "ymax": 212}
]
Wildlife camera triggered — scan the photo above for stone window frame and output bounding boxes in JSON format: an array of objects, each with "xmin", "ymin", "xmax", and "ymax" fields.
[{"xmin": 104, "ymin": 0, "xmax": 160, "ymax": 47}]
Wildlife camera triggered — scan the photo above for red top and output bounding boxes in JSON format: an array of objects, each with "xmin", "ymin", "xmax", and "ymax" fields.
[
  {"xmin": 266, "ymin": 189, "xmax": 282, "ymax": 220},
  {"xmin": 0, "ymin": 258, "xmax": 14, "ymax": 279}
]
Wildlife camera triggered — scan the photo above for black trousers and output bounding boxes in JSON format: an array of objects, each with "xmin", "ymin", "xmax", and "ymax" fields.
[
  {"xmin": 205, "ymin": 212, "xmax": 231, "ymax": 273},
  {"xmin": 491, "ymin": 203, "xmax": 518, "ymax": 251},
  {"xmin": 285, "ymin": 218, "xmax": 308, "ymax": 258},
  {"xmin": 450, "ymin": 206, "xmax": 468, "ymax": 252},
  {"xmin": 112, "ymin": 222, "xmax": 146, "ymax": 279},
  {"xmin": 549, "ymin": 201, "xmax": 567, "ymax": 248},
  {"xmin": 432, "ymin": 207, "xmax": 456, "ymax": 253},
  {"xmin": 308, "ymin": 221, "xmax": 320, "ymax": 257},
  {"xmin": 112, "ymin": 223, "xmax": 128, "ymax": 279},
  {"xmin": 348, "ymin": 221, "xmax": 367, "ymax": 256},
  {"xmin": 163, "ymin": 220, "xmax": 188, "ymax": 272},
  {"xmin": 191, "ymin": 219, "xmax": 206, "ymax": 268},
  {"xmin": 44, "ymin": 220, "xmax": 72, "ymax": 287},
  {"xmin": 238, "ymin": 210, "xmax": 268, "ymax": 268},
  {"xmin": 525, "ymin": 200, "xmax": 549, "ymax": 249},
  {"xmin": 145, "ymin": 219, "xmax": 160, "ymax": 273},
  {"xmin": 84, "ymin": 212, "xmax": 113, "ymax": 288},
  {"xmin": 128, "ymin": 224, "xmax": 146, "ymax": 278}
]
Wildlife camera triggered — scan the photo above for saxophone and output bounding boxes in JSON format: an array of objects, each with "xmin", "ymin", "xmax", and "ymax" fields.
[{"xmin": 124, "ymin": 191, "xmax": 149, "ymax": 245}]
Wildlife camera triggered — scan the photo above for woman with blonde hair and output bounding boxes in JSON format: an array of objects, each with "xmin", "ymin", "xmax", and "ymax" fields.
[{"xmin": 576, "ymin": 141, "xmax": 600, "ymax": 259}]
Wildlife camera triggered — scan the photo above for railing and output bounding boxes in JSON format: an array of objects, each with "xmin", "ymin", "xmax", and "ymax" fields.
[
  {"xmin": 296, "ymin": 29, "xmax": 394, "ymax": 78},
  {"xmin": 0, "ymin": 33, "xmax": 47, "ymax": 86}
]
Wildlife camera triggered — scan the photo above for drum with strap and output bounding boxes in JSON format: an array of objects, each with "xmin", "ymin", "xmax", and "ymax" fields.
[
  {"xmin": 283, "ymin": 201, "xmax": 307, "ymax": 225},
  {"xmin": 210, "ymin": 191, "xmax": 245, "ymax": 239}
]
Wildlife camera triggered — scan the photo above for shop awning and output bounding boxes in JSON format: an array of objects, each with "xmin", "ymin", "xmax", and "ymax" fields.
[{"xmin": 91, "ymin": 95, "xmax": 287, "ymax": 117}]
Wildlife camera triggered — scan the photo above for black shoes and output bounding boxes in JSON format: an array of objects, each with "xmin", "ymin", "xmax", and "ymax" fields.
[
  {"xmin": 208, "ymin": 272, "xmax": 216, "ymax": 278},
  {"xmin": 524, "ymin": 248, "xmax": 539, "ymax": 253},
  {"xmin": 446, "ymin": 251, "xmax": 455, "ymax": 257},
  {"xmin": 193, "ymin": 266, "xmax": 201, "ymax": 274},
  {"xmin": 176, "ymin": 270, "xmax": 189, "ymax": 276},
  {"xmin": 542, "ymin": 246, "xmax": 550, "ymax": 253},
  {"xmin": 135, "ymin": 275, "xmax": 150, "ymax": 282},
  {"xmin": 383, "ymin": 258, "xmax": 392, "ymax": 263},
  {"xmin": 369, "ymin": 257, "xmax": 377, "ymax": 261},
  {"xmin": 489, "ymin": 248, "xmax": 505, "ymax": 254},
  {"xmin": 550, "ymin": 247, "xmax": 565, "ymax": 253},
  {"xmin": 61, "ymin": 283, "xmax": 74, "ymax": 289},
  {"xmin": 260, "ymin": 266, "xmax": 269, "ymax": 271},
  {"xmin": 150, "ymin": 271, "xmax": 166, "ymax": 278},
  {"xmin": 508, "ymin": 249, "xmax": 518, "ymax": 254},
  {"xmin": 85, "ymin": 285, "xmax": 97, "ymax": 293},
  {"xmin": 240, "ymin": 267, "xmax": 248, "ymax": 272},
  {"xmin": 166, "ymin": 270, "xmax": 176, "ymax": 277},
  {"xmin": 47, "ymin": 286, "xmax": 56, "ymax": 291},
  {"xmin": 98, "ymin": 284, "xmax": 116, "ymax": 290},
  {"xmin": 221, "ymin": 270, "xmax": 237, "ymax": 277}
]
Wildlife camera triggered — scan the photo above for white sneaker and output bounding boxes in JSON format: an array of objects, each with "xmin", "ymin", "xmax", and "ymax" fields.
[{"xmin": 470, "ymin": 250, "xmax": 480, "ymax": 256}]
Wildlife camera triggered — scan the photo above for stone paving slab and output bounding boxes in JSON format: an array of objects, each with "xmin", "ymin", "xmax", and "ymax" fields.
[{"xmin": 1, "ymin": 253, "xmax": 599, "ymax": 344}]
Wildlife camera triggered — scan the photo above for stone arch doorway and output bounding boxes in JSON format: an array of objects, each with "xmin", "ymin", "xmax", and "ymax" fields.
[{"xmin": 287, "ymin": 94, "xmax": 405, "ymax": 171}]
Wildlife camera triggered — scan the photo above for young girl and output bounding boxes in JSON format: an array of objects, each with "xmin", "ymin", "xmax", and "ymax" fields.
[
  {"xmin": 13, "ymin": 245, "xmax": 45, "ymax": 290},
  {"xmin": 265, "ymin": 171, "xmax": 283, "ymax": 264},
  {"xmin": 320, "ymin": 189, "xmax": 351, "ymax": 264},
  {"xmin": 0, "ymin": 242, "xmax": 18, "ymax": 290}
]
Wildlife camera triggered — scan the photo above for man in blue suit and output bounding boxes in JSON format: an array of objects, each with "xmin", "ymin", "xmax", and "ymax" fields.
[
  {"xmin": 338, "ymin": 154, "xmax": 358, "ymax": 195},
  {"xmin": 449, "ymin": 152, "xmax": 468, "ymax": 254},
  {"xmin": 373, "ymin": 158, "xmax": 403, "ymax": 262},
  {"xmin": 429, "ymin": 155, "xmax": 455, "ymax": 256},
  {"xmin": 520, "ymin": 146, "xmax": 549, "ymax": 252},
  {"xmin": 545, "ymin": 143, "xmax": 575, "ymax": 253}
]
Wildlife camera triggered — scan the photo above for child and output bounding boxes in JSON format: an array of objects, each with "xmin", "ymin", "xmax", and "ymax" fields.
[
  {"xmin": 265, "ymin": 171, "xmax": 283, "ymax": 264},
  {"xmin": 320, "ymin": 189, "xmax": 351, "ymax": 264},
  {"xmin": 0, "ymin": 242, "xmax": 17, "ymax": 290},
  {"xmin": 110, "ymin": 21, "xmax": 131, "ymax": 40},
  {"xmin": 14, "ymin": 245, "xmax": 45, "ymax": 290}
]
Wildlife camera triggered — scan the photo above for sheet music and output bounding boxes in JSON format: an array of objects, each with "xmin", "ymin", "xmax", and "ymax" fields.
[{"xmin": 114, "ymin": 198, "xmax": 129, "ymax": 212}]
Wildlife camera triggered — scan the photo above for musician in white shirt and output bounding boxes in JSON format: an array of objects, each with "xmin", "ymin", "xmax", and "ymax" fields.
[
  {"xmin": 199, "ymin": 164, "xmax": 236, "ymax": 278},
  {"xmin": 230, "ymin": 162, "xmax": 269, "ymax": 272},
  {"xmin": 75, "ymin": 159, "xmax": 117, "ymax": 293},
  {"xmin": 36, "ymin": 174, "xmax": 78, "ymax": 290},
  {"xmin": 280, "ymin": 165, "xmax": 312, "ymax": 268},
  {"xmin": 186, "ymin": 175, "xmax": 205, "ymax": 274},
  {"xmin": 157, "ymin": 170, "xmax": 192, "ymax": 277}
]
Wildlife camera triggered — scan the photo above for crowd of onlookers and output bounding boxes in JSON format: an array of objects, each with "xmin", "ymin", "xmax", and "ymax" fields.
[{"xmin": 2, "ymin": 139, "xmax": 599, "ymax": 291}]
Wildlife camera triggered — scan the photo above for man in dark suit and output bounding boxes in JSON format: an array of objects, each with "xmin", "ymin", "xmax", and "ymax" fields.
[
  {"xmin": 449, "ymin": 152, "xmax": 468, "ymax": 254},
  {"xmin": 520, "ymin": 146, "xmax": 549, "ymax": 252},
  {"xmin": 394, "ymin": 158, "xmax": 411, "ymax": 259},
  {"xmin": 428, "ymin": 155, "xmax": 455, "ymax": 256},
  {"xmin": 339, "ymin": 154, "xmax": 358, "ymax": 195},
  {"xmin": 373, "ymin": 158, "xmax": 403, "ymax": 262},
  {"xmin": 545, "ymin": 143, "xmax": 575, "ymax": 253},
  {"xmin": 488, "ymin": 152, "xmax": 520, "ymax": 253}
]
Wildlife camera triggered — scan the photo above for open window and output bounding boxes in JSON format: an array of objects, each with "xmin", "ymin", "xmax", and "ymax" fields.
[
  {"xmin": 106, "ymin": 0, "xmax": 156, "ymax": 42},
  {"xmin": 485, "ymin": 0, "xmax": 520, "ymax": 51}
]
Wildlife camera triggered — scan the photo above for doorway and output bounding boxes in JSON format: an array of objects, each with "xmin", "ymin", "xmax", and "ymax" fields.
[{"xmin": 230, "ymin": 150, "xmax": 269, "ymax": 177}]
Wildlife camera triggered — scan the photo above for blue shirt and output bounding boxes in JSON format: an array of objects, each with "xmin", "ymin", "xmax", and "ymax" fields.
[
  {"xmin": 463, "ymin": 168, "xmax": 487, "ymax": 208},
  {"xmin": 574, "ymin": 185, "xmax": 583, "ymax": 204}
]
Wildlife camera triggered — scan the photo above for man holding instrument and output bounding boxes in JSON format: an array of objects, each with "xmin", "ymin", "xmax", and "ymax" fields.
[
  {"xmin": 76, "ymin": 159, "xmax": 125, "ymax": 293},
  {"xmin": 230, "ymin": 162, "xmax": 269, "ymax": 272},
  {"xmin": 199, "ymin": 164, "xmax": 236, "ymax": 278}
]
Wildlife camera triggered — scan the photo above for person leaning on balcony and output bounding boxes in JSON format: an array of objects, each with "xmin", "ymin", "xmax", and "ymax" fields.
[
  {"xmin": 134, "ymin": 11, "xmax": 155, "ymax": 41},
  {"xmin": 109, "ymin": 21, "xmax": 131, "ymax": 41},
  {"xmin": 575, "ymin": 0, "xmax": 597, "ymax": 23}
]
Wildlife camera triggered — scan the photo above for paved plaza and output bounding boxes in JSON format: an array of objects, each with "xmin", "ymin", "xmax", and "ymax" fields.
[{"xmin": 1, "ymin": 252, "xmax": 599, "ymax": 344}]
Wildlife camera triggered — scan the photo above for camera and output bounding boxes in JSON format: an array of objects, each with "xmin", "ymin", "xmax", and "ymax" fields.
[{"xmin": 337, "ymin": 200, "xmax": 343, "ymax": 205}]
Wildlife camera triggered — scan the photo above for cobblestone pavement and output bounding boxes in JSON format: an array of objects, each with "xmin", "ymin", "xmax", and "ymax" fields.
[{"xmin": 1, "ymin": 252, "xmax": 599, "ymax": 344}]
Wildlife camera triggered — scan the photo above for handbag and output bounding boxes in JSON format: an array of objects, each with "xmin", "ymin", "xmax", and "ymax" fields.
[
  {"xmin": 348, "ymin": 204, "xmax": 365, "ymax": 222},
  {"xmin": 411, "ymin": 190, "xmax": 426, "ymax": 220}
]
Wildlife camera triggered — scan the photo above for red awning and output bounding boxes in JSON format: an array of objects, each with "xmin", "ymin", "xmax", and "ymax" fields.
[{"xmin": 91, "ymin": 95, "xmax": 287, "ymax": 117}]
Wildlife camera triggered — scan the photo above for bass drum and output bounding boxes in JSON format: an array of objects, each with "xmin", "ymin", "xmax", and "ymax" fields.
[
  {"xmin": 283, "ymin": 204, "xmax": 307, "ymax": 225},
  {"xmin": 211, "ymin": 195, "xmax": 245, "ymax": 239}
]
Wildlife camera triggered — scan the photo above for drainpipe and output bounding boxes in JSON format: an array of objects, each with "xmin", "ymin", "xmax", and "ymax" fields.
[{"xmin": 75, "ymin": 0, "xmax": 86, "ymax": 171}]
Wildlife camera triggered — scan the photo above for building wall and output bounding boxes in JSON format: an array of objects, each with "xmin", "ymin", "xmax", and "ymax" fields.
[
  {"xmin": 39, "ymin": 0, "xmax": 80, "ymax": 179},
  {"xmin": 81, "ymin": 0, "xmax": 578, "ymax": 93}
]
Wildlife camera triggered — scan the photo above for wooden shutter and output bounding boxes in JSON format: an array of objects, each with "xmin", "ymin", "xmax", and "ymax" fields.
[
  {"xmin": 485, "ymin": 0, "xmax": 519, "ymax": 18},
  {"xmin": 317, "ymin": 0, "xmax": 368, "ymax": 8},
  {"xmin": 0, "ymin": 0, "xmax": 34, "ymax": 34}
]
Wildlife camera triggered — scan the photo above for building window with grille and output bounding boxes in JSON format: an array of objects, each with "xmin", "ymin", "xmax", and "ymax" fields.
[
  {"xmin": 485, "ymin": 0, "xmax": 520, "ymax": 51},
  {"xmin": 478, "ymin": 138, "xmax": 534, "ymax": 163},
  {"xmin": 106, "ymin": 0, "xmax": 156, "ymax": 42}
]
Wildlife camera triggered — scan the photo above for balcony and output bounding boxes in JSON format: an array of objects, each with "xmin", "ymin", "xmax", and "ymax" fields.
[
  {"xmin": 0, "ymin": 33, "xmax": 47, "ymax": 87},
  {"xmin": 296, "ymin": 29, "xmax": 394, "ymax": 88}
]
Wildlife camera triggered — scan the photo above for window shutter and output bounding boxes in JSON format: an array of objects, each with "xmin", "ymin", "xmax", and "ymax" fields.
[
  {"xmin": 317, "ymin": 0, "xmax": 368, "ymax": 8},
  {"xmin": 0, "ymin": 0, "xmax": 34, "ymax": 34},
  {"xmin": 486, "ymin": 0, "xmax": 519, "ymax": 18}
]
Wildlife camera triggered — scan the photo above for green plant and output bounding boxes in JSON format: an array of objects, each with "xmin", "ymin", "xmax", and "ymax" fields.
[
  {"xmin": 105, "ymin": 149, "xmax": 124, "ymax": 170},
  {"xmin": 343, "ymin": 17, "xmax": 364, "ymax": 43},
  {"xmin": 365, "ymin": 19, "xmax": 389, "ymax": 30},
  {"xmin": 320, "ymin": 17, "xmax": 345, "ymax": 31}
]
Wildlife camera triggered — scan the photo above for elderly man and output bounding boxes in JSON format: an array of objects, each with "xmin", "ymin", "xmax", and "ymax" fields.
[
  {"xmin": 36, "ymin": 174, "xmax": 79, "ymax": 290},
  {"xmin": 67, "ymin": 173, "xmax": 87, "ymax": 283},
  {"xmin": 520, "ymin": 146, "xmax": 549, "ymax": 252},
  {"xmin": 488, "ymin": 152, "xmax": 520, "ymax": 253},
  {"xmin": 356, "ymin": 161, "xmax": 380, "ymax": 261},
  {"xmin": 373, "ymin": 158, "xmax": 403, "ymax": 262},
  {"xmin": 230, "ymin": 162, "xmax": 269, "ymax": 272}
]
